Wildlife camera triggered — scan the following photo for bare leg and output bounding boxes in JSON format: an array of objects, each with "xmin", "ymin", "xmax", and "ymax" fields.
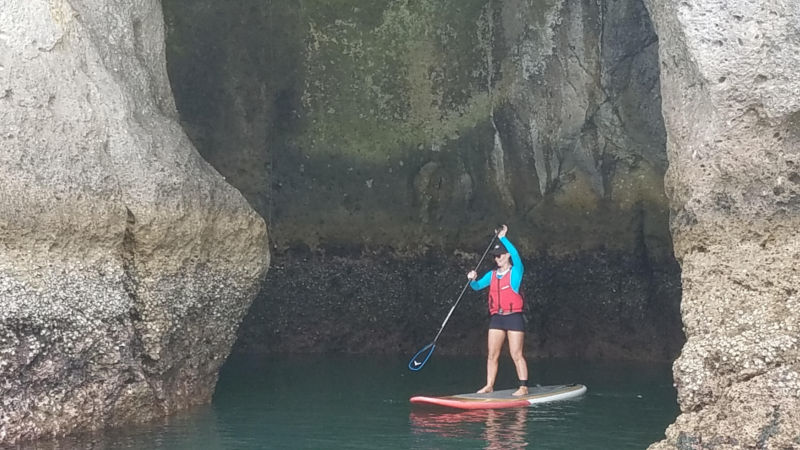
[
  {"xmin": 477, "ymin": 329, "xmax": 506, "ymax": 393},
  {"xmin": 508, "ymin": 331, "xmax": 529, "ymax": 396}
]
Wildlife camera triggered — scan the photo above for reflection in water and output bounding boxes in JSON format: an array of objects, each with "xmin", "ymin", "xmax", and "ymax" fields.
[
  {"xmin": 41, "ymin": 405, "xmax": 224, "ymax": 449},
  {"xmin": 410, "ymin": 407, "xmax": 528, "ymax": 449}
]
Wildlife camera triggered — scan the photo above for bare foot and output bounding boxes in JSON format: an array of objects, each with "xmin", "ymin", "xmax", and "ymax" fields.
[
  {"xmin": 476, "ymin": 385, "xmax": 493, "ymax": 394},
  {"xmin": 512, "ymin": 386, "xmax": 528, "ymax": 396}
]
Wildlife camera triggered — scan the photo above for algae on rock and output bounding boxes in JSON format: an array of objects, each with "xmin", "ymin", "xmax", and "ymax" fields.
[{"xmin": 166, "ymin": 0, "xmax": 672, "ymax": 260}]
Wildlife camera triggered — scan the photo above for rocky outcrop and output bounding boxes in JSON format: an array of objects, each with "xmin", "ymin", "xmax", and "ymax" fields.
[
  {"xmin": 0, "ymin": 0, "xmax": 268, "ymax": 445},
  {"xmin": 644, "ymin": 0, "xmax": 800, "ymax": 448}
]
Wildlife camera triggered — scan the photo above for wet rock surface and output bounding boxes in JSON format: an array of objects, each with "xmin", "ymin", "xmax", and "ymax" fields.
[
  {"xmin": 0, "ymin": 0, "xmax": 268, "ymax": 445},
  {"xmin": 644, "ymin": 0, "xmax": 800, "ymax": 447},
  {"xmin": 237, "ymin": 247, "xmax": 682, "ymax": 362}
]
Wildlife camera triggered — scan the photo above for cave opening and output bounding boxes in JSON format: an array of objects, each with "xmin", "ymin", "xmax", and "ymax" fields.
[{"xmin": 161, "ymin": 0, "xmax": 684, "ymax": 363}]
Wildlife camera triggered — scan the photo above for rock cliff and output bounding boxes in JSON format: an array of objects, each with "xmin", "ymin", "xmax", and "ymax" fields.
[
  {"xmin": 644, "ymin": 0, "xmax": 800, "ymax": 447},
  {"xmin": 164, "ymin": 0, "xmax": 683, "ymax": 361},
  {"xmin": 0, "ymin": 0, "xmax": 268, "ymax": 444},
  {"xmin": 15, "ymin": 0, "xmax": 797, "ymax": 446}
]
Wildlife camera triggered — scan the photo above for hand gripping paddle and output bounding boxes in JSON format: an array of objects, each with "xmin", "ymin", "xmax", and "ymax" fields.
[{"xmin": 408, "ymin": 231, "xmax": 498, "ymax": 371}]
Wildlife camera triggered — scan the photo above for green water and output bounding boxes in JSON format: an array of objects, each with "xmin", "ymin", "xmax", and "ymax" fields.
[{"xmin": 53, "ymin": 354, "xmax": 678, "ymax": 449}]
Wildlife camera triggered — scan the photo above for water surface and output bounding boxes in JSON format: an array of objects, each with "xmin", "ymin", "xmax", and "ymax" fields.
[{"xmin": 52, "ymin": 354, "xmax": 678, "ymax": 449}]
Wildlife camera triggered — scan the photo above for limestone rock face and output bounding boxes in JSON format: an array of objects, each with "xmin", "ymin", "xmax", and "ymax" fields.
[
  {"xmin": 644, "ymin": 0, "xmax": 800, "ymax": 447},
  {"xmin": 0, "ymin": 0, "xmax": 268, "ymax": 445}
]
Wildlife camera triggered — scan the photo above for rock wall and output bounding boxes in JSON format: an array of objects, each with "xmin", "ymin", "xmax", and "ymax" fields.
[
  {"xmin": 0, "ymin": 0, "xmax": 268, "ymax": 445},
  {"xmin": 165, "ymin": 0, "xmax": 683, "ymax": 361},
  {"xmin": 644, "ymin": 0, "xmax": 800, "ymax": 448},
  {"xmin": 163, "ymin": 0, "xmax": 671, "ymax": 256},
  {"xmin": 237, "ymin": 249, "xmax": 681, "ymax": 361}
]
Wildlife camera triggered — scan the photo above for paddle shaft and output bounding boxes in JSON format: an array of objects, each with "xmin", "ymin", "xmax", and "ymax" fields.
[
  {"xmin": 429, "ymin": 232, "xmax": 498, "ymax": 344},
  {"xmin": 408, "ymin": 231, "xmax": 499, "ymax": 370}
]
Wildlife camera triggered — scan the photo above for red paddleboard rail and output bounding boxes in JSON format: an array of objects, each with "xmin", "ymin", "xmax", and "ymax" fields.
[
  {"xmin": 409, "ymin": 396, "xmax": 530, "ymax": 410},
  {"xmin": 410, "ymin": 384, "xmax": 587, "ymax": 410}
]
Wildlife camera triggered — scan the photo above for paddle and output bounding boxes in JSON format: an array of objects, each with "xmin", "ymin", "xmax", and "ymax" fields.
[{"xmin": 408, "ymin": 230, "xmax": 499, "ymax": 371}]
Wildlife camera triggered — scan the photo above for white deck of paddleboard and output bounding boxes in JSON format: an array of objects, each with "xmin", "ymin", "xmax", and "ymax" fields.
[{"xmin": 447, "ymin": 384, "xmax": 587, "ymax": 404}]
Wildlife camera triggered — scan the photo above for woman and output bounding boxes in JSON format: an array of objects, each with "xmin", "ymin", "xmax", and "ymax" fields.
[{"xmin": 467, "ymin": 224, "xmax": 529, "ymax": 396}]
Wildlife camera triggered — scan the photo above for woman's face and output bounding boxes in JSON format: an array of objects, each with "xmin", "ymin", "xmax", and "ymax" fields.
[{"xmin": 494, "ymin": 253, "xmax": 510, "ymax": 266}]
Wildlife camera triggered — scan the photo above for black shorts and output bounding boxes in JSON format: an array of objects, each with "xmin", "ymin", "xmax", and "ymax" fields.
[{"xmin": 488, "ymin": 313, "xmax": 525, "ymax": 331}]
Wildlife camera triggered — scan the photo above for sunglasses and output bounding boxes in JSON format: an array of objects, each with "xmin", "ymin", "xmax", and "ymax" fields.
[{"xmin": 494, "ymin": 254, "xmax": 505, "ymax": 259}]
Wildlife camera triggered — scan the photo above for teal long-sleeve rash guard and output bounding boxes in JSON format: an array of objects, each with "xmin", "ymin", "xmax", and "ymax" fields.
[{"xmin": 469, "ymin": 236, "xmax": 524, "ymax": 293}]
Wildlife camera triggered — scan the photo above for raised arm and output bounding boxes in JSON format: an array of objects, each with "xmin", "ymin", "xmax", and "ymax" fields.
[{"xmin": 499, "ymin": 235, "xmax": 523, "ymax": 293}]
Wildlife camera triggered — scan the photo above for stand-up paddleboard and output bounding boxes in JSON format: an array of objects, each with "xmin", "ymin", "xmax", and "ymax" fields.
[{"xmin": 410, "ymin": 384, "xmax": 587, "ymax": 410}]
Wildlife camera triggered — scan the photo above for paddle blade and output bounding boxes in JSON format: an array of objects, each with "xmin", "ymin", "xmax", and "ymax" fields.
[{"xmin": 408, "ymin": 343, "xmax": 436, "ymax": 371}]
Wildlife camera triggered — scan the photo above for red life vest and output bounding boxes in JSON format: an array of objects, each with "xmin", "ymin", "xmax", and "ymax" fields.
[{"xmin": 488, "ymin": 269, "xmax": 524, "ymax": 315}]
